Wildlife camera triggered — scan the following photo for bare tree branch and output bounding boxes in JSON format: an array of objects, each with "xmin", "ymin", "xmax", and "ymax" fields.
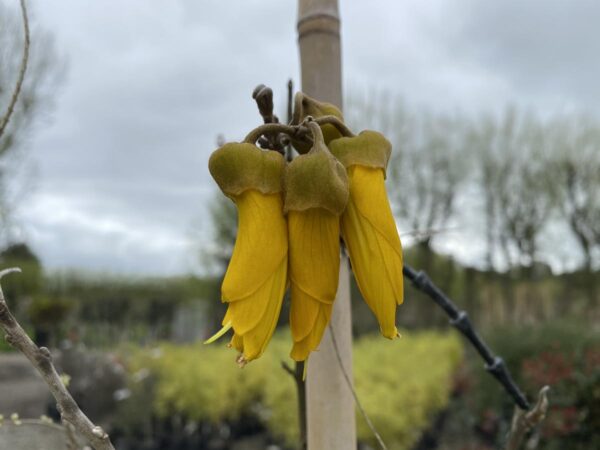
[
  {"xmin": 0, "ymin": 0, "xmax": 30, "ymax": 139},
  {"xmin": 0, "ymin": 268, "xmax": 115, "ymax": 450},
  {"xmin": 505, "ymin": 386, "xmax": 550, "ymax": 450}
]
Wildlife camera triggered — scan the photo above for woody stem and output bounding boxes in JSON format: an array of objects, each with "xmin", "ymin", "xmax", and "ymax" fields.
[
  {"xmin": 305, "ymin": 120, "xmax": 326, "ymax": 146},
  {"xmin": 243, "ymin": 124, "xmax": 301, "ymax": 145},
  {"xmin": 314, "ymin": 115, "xmax": 355, "ymax": 137}
]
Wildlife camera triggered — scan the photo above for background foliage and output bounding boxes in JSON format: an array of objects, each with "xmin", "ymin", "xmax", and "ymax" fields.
[{"xmin": 119, "ymin": 330, "xmax": 463, "ymax": 449}]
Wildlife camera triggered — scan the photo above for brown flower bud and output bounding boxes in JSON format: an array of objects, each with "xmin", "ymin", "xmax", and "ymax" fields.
[{"xmin": 291, "ymin": 92, "xmax": 344, "ymax": 154}]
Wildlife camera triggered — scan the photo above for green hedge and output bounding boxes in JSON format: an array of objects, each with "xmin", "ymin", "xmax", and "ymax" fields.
[{"xmin": 125, "ymin": 329, "xmax": 463, "ymax": 448}]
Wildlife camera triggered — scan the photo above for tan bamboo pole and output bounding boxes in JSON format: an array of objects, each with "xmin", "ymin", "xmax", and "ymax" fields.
[{"xmin": 297, "ymin": 1, "xmax": 357, "ymax": 448}]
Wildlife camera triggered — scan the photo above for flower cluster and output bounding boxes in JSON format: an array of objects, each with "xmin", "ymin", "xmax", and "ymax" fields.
[{"xmin": 206, "ymin": 93, "xmax": 404, "ymax": 365}]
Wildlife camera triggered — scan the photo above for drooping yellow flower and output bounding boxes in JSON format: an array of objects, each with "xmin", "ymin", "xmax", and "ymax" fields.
[
  {"xmin": 207, "ymin": 143, "xmax": 288, "ymax": 363},
  {"xmin": 290, "ymin": 92, "xmax": 344, "ymax": 154},
  {"xmin": 284, "ymin": 121, "xmax": 349, "ymax": 361},
  {"xmin": 329, "ymin": 131, "xmax": 403, "ymax": 339}
]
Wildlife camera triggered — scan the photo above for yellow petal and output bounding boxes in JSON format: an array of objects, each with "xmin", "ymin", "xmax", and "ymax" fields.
[
  {"xmin": 221, "ymin": 190, "xmax": 287, "ymax": 302},
  {"xmin": 209, "ymin": 189, "xmax": 288, "ymax": 363},
  {"xmin": 229, "ymin": 333, "xmax": 243, "ymax": 353},
  {"xmin": 288, "ymin": 209, "xmax": 340, "ymax": 361},
  {"xmin": 341, "ymin": 165, "xmax": 403, "ymax": 339},
  {"xmin": 227, "ymin": 257, "xmax": 287, "ymax": 360},
  {"xmin": 289, "ymin": 283, "xmax": 320, "ymax": 342},
  {"xmin": 288, "ymin": 209, "xmax": 340, "ymax": 303},
  {"xmin": 290, "ymin": 303, "xmax": 331, "ymax": 361}
]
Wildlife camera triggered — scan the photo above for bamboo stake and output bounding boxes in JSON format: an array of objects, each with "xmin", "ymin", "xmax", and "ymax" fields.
[{"xmin": 297, "ymin": 1, "xmax": 357, "ymax": 448}]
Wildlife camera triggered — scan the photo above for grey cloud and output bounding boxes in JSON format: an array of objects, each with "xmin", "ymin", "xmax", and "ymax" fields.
[
  {"xmin": 5, "ymin": 0, "xmax": 596, "ymax": 274},
  {"xmin": 447, "ymin": 0, "xmax": 600, "ymax": 110},
  {"xmin": 17, "ymin": 0, "xmax": 299, "ymax": 274}
]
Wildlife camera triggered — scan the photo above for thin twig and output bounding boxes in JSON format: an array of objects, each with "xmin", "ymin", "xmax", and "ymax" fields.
[
  {"xmin": 399, "ymin": 226, "xmax": 459, "ymax": 238},
  {"xmin": 247, "ymin": 84, "xmax": 354, "ymax": 151},
  {"xmin": 403, "ymin": 264, "xmax": 531, "ymax": 410},
  {"xmin": 0, "ymin": 268, "xmax": 116, "ymax": 450},
  {"xmin": 281, "ymin": 360, "xmax": 307, "ymax": 449},
  {"xmin": 281, "ymin": 360, "xmax": 295, "ymax": 377},
  {"xmin": 505, "ymin": 386, "xmax": 550, "ymax": 450},
  {"xmin": 328, "ymin": 322, "xmax": 388, "ymax": 450},
  {"xmin": 0, "ymin": 0, "xmax": 30, "ymax": 139},
  {"xmin": 243, "ymin": 123, "xmax": 310, "ymax": 146},
  {"xmin": 286, "ymin": 79, "xmax": 294, "ymax": 162}
]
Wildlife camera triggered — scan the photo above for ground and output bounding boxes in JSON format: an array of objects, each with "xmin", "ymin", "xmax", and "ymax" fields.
[{"xmin": 0, "ymin": 353, "xmax": 48, "ymax": 418}]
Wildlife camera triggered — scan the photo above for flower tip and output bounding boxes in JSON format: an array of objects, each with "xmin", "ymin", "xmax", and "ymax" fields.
[
  {"xmin": 204, "ymin": 321, "xmax": 233, "ymax": 345},
  {"xmin": 236, "ymin": 354, "xmax": 248, "ymax": 368},
  {"xmin": 381, "ymin": 326, "xmax": 401, "ymax": 340}
]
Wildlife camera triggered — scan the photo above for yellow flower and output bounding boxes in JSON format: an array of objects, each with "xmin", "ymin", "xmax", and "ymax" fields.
[
  {"xmin": 284, "ymin": 122, "xmax": 349, "ymax": 361},
  {"xmin": 329, "ymin": 131, "xmax": 403, "ymax": 339},
  {"xmin": 207, "ymin": 143, "xmax": 288, "ymax": 363}
]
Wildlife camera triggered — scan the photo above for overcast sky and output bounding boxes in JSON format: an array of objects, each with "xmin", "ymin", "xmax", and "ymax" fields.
[{"xmin": 3, "ymin": 0, "xmax": 600, "ymax": 275}]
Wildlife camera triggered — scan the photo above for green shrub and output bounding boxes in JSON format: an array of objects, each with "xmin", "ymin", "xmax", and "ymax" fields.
[
  {"xmin": 353, "ymin": 332, "xmax": 463, "ymax": 448},
  {"xmin": 472, "ymin": 321, "xmax": 600, "ymax": 414},
  {"xmin": 123, "ymin": 328, "xmax": 463, "ymax": 448},
  {"xmin": 461, "ymin": 320, "xmax": 600, "ymax": 449}
]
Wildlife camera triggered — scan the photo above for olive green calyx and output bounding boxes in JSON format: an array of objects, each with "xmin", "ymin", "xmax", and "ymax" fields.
[
  {"xmin": 328, "ymin": 130, "xmax": 392, "ymax": 176},
  {"xmin": 209, "ymin": 143, "xmax": 285, "ymax": 197},
  {"xmin": 284, "ymin": 125, "xmax": 349, "ymax": 216}
]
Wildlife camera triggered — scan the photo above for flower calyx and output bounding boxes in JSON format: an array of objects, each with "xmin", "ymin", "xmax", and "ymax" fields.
[
  {"xmin": 329, "ymin": 130, "xmax": 392, "ymax": 177},
  {"xmin": 208, "ymin": 142, "xmax": 285, "ymax": 197},
  {"xmin": 284, "ymin": 119, "xmax": 349, "ymax": 216}
]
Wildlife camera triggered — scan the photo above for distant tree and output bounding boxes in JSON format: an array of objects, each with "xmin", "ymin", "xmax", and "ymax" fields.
[
  {"xmin": 388, "ymin": 112, "xmax": 468, "ymax": 251},
  {"xmin": 468, "ymin": 111, "xmax": 515, "ymax": 271},
  {"xmin": 0, "ymin": 0, "xmax": 62, "ymax": 243},
  {"xmin": 548, "ymin": 117, "xmax": 600, "ymax": 272},
  {"xmin": 0, "ymin": 242, "xmax": 42, "ymax": 310},
  {"xmin": 470, "ymin": 109, "xmax": 556, "ymax": 275},
  {"xmin": 345, "ymin": 91, "xmax": 469, "ymax": 254}
]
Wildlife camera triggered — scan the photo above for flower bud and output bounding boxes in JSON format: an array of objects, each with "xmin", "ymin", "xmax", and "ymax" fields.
[{"xmin": 291, "ymin": 92, "xmax": 344, "ymax": 154}]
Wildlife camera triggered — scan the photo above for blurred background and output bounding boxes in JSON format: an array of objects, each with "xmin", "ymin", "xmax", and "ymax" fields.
[{"xmin": 0, "ymin": 0, "xmax": 598, "ymax": 449}]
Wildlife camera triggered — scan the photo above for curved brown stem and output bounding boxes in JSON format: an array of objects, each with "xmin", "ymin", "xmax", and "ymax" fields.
[
  {"xmin": 305, "ymin": 119, "xmax": 325, "ymax": 146},
  {"xmin": 243, "ymin": 123, "xmax": 312, "ymax": 146},
  {"xmin": 314, "ymin": 115, "xmax": 355, "ymax": 137}
]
